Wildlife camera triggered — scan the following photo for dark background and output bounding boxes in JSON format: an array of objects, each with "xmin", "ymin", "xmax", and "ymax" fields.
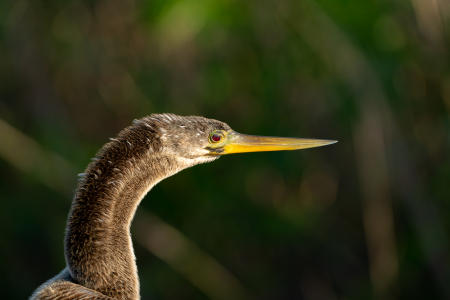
[{"xmin": 0, "ymin": 0, "xmax": 449, "ymax": 299}]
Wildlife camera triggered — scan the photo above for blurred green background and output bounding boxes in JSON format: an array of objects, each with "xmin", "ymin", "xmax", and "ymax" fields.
[{"xmin": 0, "ymin": 0, "xmax": 449, "ymax": 299}]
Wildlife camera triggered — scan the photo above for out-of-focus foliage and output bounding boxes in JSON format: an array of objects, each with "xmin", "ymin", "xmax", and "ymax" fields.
[{"xmin": 0, "ymin": 0, "xmax": 449, "ymax": 299}]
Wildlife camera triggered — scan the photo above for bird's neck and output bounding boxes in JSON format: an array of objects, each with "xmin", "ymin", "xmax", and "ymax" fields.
[{"xmin": 65, "ymin": 137, "xmax": 183, "ymax": 299}]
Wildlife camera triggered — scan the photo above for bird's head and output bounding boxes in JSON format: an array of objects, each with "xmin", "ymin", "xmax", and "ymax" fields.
[{"xmin": 138, "ymin": 114, "xmax": 336, "ymax": 168}]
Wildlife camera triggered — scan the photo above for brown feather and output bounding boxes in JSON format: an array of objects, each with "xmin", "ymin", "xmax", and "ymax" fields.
[{"xmin": 31, "ymin": 114, "xmax": 230, "ymax": 300}]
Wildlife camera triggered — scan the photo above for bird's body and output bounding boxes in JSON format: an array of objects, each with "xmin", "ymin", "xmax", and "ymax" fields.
[{"xmin": 31, "ymin": 114, "xmax": 335, "ymax": 300}]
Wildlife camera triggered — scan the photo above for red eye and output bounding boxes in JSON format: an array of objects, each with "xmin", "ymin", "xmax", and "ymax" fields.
[{"xmin": 210, "ymin": 132, "xmax": 223, "ymax": 143}]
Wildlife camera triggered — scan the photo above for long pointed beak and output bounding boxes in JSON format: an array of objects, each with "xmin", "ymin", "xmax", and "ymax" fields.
[{"xmin": 221, "ymin": 131, "xmax": 337, "ymax": 155}]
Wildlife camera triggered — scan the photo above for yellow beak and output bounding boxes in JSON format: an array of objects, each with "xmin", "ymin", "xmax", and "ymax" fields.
[{"xmin": 221, "ymin": 131, "xmax": 337, "ymax": 155}]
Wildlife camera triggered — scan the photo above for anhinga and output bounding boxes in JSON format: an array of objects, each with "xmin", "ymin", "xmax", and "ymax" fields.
[{"xmin": 31, "ymin": 114, "xmax": 336, "ymax": 300}]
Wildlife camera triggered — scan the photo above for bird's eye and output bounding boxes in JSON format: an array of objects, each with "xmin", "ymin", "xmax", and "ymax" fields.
[{"xmin": 209, "ymin": 131, "xmax": 224, "ymax": 143}]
